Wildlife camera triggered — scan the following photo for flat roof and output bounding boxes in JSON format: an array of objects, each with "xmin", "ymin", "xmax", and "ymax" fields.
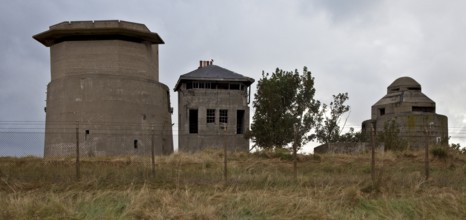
[{"xmin": 33, "ymin": 20, "xmax": 164, "ymax": 47}]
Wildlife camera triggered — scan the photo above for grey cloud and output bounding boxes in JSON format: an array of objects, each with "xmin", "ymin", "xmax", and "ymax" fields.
[{"xmin": 1, "ymin": 0, "xmax": 465, "ymax": 155}]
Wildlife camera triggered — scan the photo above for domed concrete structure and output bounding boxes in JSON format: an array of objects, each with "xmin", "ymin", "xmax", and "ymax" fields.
[
  {"xmin": 34, "ymin": 20, "xmax": 173, "ymax": 157},
  {"xmin": 362, "ymin": 76, "xmax": 448, "ymax": 149}
]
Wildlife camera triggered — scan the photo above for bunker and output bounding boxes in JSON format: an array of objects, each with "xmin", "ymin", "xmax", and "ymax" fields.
[{"xmin": 34, "ymin": 20, "xmax": 173, "ymax": 157}]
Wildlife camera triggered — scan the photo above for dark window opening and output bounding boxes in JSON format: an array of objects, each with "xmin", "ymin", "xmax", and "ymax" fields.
[
  {"xmin": 379, "ymin": 108, "xmax": 385, "ymax": 116},
  {"xmin": 237, "ymin": 110, "xmax": 245, "ymax": 134},
  {"xmin": 230, "ymin": 84, "xmax": 240, "ymax": 90},
  {"xmin": 85, "ymin": 130, "xmax": 90, "ymax": 140},
  {"xmin": 85, "ymin": 130, "xmax": 90, "ymax": 135},
  {"xmin": 207, "ymin": 109, "xmax": 215, "ymax": 123},
  {"xmin": 199, "ymin": 82, "xmax": 205, "ymax": 88},
  {"xmin": 408, "ymin": 87, "xmax": 421, "ymax": 91},
  {"xmin": 412, "ymin": 106, "xmax": 435, "ymax": 113},
  {"xmin": 220, "ymin": 109, "xmax": 228, "ymax": 123},
  {"xmin": 134, "ymin": 140, "xmax": 138, "ymax": 149},
  {"xmin": 390, "ymin": 88, "xmax": 400, "ymax": 92},
  {"xmin": 218, "ymin": 83, "xmax": 229, "ymax": 90},
  {"xmin": 189, "ymin": 109, "xmax": 198, "ymax": 133},
  {"xmin": 192, "ymin": 82, "xmax": 199, "ymax": 88},
  {"xmin": 186, "ymin": 82, "xmax": 193, "ymax": 89},
  {"xmin": 142, "ymin": 114, "xmax": 146, "ymax": 120}
]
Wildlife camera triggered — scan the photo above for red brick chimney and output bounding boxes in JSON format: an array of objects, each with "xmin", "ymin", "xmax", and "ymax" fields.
[{"xmin": 199, "ymin": 59, "xmax": 214, "ymax": 68}]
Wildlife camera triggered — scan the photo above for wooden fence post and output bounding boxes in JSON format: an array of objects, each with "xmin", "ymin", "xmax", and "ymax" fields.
[{"xmin": 76, "ymin": 120, "xmax": 80, "ymax": 181}]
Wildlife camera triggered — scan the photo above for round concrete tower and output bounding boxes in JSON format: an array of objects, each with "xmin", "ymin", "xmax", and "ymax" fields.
[{"xmin": 34, "ymin": 20, "xmax": 173, "ymax": 157}]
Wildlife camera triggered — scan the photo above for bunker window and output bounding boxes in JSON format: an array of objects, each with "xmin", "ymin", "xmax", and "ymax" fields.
[
  {"xmin": 379, "ymin": 108, "xmax": 385, "ymax": 116},
  {"xmin": 230, "ymin": 84, "xmax": 240, "ymax": 90},
  {"xmin": 189, "ymin": 109, "xmax": 198, "ymax": 134},
  {"xmin": 237, "ymin": 110, "xmax": 245, "ymax": 134},
  {"xmin": 220, "ymin": 109, "xmax": 228, "ymax": 123},
  {"xmin": 206, "ymin": 109, "xmax": 215, "ymax": 123},
  {"xmin": 134, "ymin": 140, "xmax": 138, "ymax": 149},
  {"xmin": 186, "ymin": 82, "xmax": 193, "ymax": 89},
  {"xmin": 218, "ymin": 83, "xmax": 229, "ymax": 90}
]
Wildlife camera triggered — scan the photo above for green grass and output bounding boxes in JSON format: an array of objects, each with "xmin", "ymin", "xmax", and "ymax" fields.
[{"xmin": 0, "ymin": 149, "xmax": 465, "ymax": 219}]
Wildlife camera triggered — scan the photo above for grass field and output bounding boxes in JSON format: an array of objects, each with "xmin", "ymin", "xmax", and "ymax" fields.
[{"xmin": 0, "ymin": 149, "xmax": 465, "ymax": 219}]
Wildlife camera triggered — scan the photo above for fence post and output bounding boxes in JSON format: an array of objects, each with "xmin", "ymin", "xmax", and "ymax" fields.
[
  {"xmin": 371, "ymin": 123, "xmax": 375, "ymax": 185},
  {"xmin": 75, "ymin": 120, "xmax": 80, "ymax": 181},
  {"xmin": 424, "ymin": 126, "xmax": 430, "ymax": 180},
  {"xmin": 151, "ymin": 127, "xmax": 156, "ymax": 178},
  {"xmin": 293, "ymin": 124, "xmax": 298, "ymax": 182},
  {"xmin": 223, "ymin": 125, "xmax": 228, "ymax": 185}
]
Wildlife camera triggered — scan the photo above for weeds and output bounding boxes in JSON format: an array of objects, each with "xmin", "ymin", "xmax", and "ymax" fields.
[{"xmin": 0, "ymin": 150, "xmax": 465, "ymax": 219}]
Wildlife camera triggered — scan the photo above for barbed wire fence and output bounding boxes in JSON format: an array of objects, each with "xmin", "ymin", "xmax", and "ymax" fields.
[{"xmin": 1, "ymin": 120, "xmax": 466, "ymax": 183}]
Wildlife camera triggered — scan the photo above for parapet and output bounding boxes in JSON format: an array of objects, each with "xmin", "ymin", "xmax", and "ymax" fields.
[{"xmin": 33, "ymin": 20, "xmax": 164, "ymax": 47}]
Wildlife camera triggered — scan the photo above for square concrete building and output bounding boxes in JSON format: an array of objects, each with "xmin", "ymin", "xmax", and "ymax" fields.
[{"xmin": 174, "ymin": 61, "xmax": 254, "ymax": 152}]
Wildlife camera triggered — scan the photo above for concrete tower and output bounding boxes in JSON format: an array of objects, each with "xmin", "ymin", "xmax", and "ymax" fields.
[
  {"xmin": 174, "ymin": 60, "xmax": 255, "ymax": 152},
  {"xmin": 34, "ymin": 20, "xmax": 173, "ymax": 157},
  {"xmin": 362, "ymin": 77, "xmax": 448, "ymax": 148}
]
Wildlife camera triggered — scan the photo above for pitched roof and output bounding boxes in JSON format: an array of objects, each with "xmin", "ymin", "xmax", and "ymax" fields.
[{"xmin": 174, "ymin": 65, "xmax": 255, "ymax": 91}]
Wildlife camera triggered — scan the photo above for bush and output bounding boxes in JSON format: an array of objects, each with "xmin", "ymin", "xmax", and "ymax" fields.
[{"xmin": 431, "ymin": 147, "xmax": 448, "ymax": 159}]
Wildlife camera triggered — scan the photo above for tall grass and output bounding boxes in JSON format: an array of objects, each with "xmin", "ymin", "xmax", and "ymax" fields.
[{"xmin": 0, "ymin": 149, "xmax": 465, "ymax": 219}]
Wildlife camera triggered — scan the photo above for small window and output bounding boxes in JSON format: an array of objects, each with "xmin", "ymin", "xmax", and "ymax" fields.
[
  {"xmin": 230, "ymin": 84, "xmax": 240, "ymax": 90},
  {"xmin": 186, "ymin": 82, "xmax": 193, "ymax": 89},
  {"xmin": 199, "ymin": 82, "xmax": 205, "ymax": 89},
  {"xmin": 379, "ymin": 108, "xmax": 385, "ymax": 116},
  {"xmin": 220, "ymin": 109, "xmax": 228, "ymax": 123},
  {"xmin": 412, "ymin": 106, "xmax": 435, "ymax": 113},
  {"xmin": 134, "ymin": 140, "xmax": 138, "ymax": 149},
  {"xmin": 408, "ymin": 87, "xmax": 421, "ymax": 91},
  {"xmin": 218, "ymin": 83, "xmax": 229, "ymax": 90},
  {"xmin": 193, "ymin": 82, "xmax": 199, "ymax": 88},
  {"xmin": 85, "ymin": 130, "xmax": 90, "ymax": 135},
  {"xmin": 207, "ymin": 109, "xmax": 215, "ymax": 123}
]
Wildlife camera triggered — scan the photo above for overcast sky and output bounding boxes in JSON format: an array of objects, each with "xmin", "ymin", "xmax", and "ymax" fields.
[{"xmin": 1, "ymin": 0, "xmax": 465, "ymax": 156}]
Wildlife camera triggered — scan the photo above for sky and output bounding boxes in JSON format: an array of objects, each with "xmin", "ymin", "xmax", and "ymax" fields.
[{"xmin": 1, "ymin": 0, "xmax": 465, "ymax": 156}]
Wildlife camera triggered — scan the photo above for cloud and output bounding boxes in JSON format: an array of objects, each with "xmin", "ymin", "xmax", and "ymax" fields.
[{"xmin": 1, "ymin": 0, "xmax": 466, "ymax": 155}]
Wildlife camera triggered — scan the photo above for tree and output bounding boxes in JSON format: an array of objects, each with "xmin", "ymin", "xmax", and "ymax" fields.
[
  {"xmin": 378, "ymin": 120, "xmax": 407, "ymax": 151},
  {"xmin": 315, "ymin": 93, "xmax": 351, "ymax": 144},
  {"xmin": 250, "ymin": 67, "xmax": 321, "ymax": 150}
]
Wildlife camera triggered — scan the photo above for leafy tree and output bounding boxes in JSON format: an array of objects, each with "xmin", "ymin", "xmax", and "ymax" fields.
[
  {"xmin": 378, "ymin": 120, "xmax": 407, "ymax": 151},
  {"xmin": 450, "ymin": 143, "xmax": 466, "ymax": 154},
  {"xmin": 250, "ymin": 67, "xmax": 321, "ymax": 150},
  {"xmin": 338, "ymin": 127, "xmax": 365, "ymax": 143},
  {"xmin": 315, "ymin": 93, "xmax": 351, "ymax": 144}
]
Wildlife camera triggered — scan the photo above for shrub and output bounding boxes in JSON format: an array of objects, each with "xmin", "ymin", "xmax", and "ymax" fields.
[{"xmin": 431, "ymin": 147, "xmax": 448, "ymax": 159}]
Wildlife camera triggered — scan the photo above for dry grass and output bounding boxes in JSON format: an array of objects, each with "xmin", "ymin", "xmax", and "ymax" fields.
[{"xmin": 0, "ymin": 149, "xmax": 465, "ymax": 219}]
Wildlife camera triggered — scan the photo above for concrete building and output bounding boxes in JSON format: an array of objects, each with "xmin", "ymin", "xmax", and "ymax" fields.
[
  {"xmin": 34, "ymin": 20, "xmax": 173, "ymax": 157},
  {"xmin": 175, "ymin": 61, "xmax": 254, "ymax": 152},
  {"xmin": 361, "ymin": 76, "xmax": 448, "ymax": 149}
]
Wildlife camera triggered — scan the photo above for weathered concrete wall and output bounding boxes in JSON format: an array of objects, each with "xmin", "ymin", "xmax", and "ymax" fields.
[
  {"xmin": 51, "ymin": 40, "xmax": 159, "ymax": 81},
  {"xmin": 314, "ymin": 142, "xmax": 371, "ymax": 154},
  {"xmin": 178, "ymin": 84, "xmax": 250, "ymax": 152},
  {"xmin": 36, "ymin": 21, "xmax": 173, "ymax": 157},
  {"xmin": 362, "ymin": 113, "xmax": 448, "ymax": 149}
]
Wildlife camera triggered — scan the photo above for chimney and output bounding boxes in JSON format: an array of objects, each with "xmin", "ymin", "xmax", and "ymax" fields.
[{"xmin": 198, "ymin": 59, "xmax": 214, "ymax": 68}]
